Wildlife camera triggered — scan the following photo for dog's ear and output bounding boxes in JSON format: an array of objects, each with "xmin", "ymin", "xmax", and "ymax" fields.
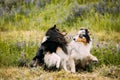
[
  {"xmin": 53, "ymin": 25, "xmax": 56, "ymax": 28},
  {"xmin": 85, "ymin": 29, "xmax": 89, "ymax": 34},
  {"xmin": 51, "ymin": 25, "xmax": 56, "ymax": 30},
  {"xmin": 80, "ymin": 28, "xmax": 84, "ymax": 30}
]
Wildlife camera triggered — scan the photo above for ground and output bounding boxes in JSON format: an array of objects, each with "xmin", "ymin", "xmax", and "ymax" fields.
[{"xmin": 0, "ymin": 65, "xmax": 120, "ymax": 80}]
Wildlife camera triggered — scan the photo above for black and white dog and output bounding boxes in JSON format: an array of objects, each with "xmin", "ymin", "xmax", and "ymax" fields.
[{"xmin": 30, "ymin": 25, "xmax": 69, "ymax": 71}]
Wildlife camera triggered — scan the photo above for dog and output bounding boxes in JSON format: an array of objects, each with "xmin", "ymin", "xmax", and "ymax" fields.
[
  {"xmin": 66, "ymin": 28, "xmax": 98, "ymax": 73},
  {"xmin": 30, "ymin": 25, "xmax": 69, "ymax": 71},
  {"xmin": 30, "ymin": 27, "xmax": 98, "ymax": 73},
  {"xmin": 42, "ymin": 28, "xmax": 98, "ymax": 73}
]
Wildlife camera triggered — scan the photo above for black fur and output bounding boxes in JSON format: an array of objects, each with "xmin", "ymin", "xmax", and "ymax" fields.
[
  {"xmin": 30, "ymin": 25, "xmax": 68, "ymax": 67},
  {"xmin": 80, "ymin": 28, "xmax": 91, "ymax": 43},
  {"xmin": 32, "ymin": 45, "xmax": 46, "ymax": 65},
  {"xmin": 43, "ymin": 25, "xmax": 68, "ymax": 54}
]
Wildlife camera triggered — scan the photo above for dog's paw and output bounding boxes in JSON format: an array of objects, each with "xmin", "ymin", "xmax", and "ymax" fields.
[{"xmin": 71, "ymin": 69, "xmax": 76, "ymax": 73}]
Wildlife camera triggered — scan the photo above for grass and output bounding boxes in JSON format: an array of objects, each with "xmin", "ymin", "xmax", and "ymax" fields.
[
  {"xmin": 0, "ymin": 0, "xmax": 120, "ymax": 80},
  {"xmin": 0, "ymin": 65, "xmax": 119, "ymax": 80},
  {"xmin": 0, "ymin": 30, "xmax": 119, "ymax": 67},
  {"xmin": 0, "ymin": 0, "xmax": 120, "ymax": 32},
  {"xmin": 0, "ymin": 31, "xmax": 44, "ymax": 67}
]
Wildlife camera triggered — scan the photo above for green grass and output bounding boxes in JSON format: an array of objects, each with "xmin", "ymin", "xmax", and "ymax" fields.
[
  {"xmin": 0, "ymin": 0, "xmax": 120, "ymax": 79},
  {"xmin": 0, "ymin": 0, "xmax": 120, "ymax": 32},
  {"xmin": 0, "ymin": 30, "xmax": 120, "ymax": 67},
  {"xmin": 0, "ymin": 0, "xmax": 120, "ymax": 80},
  {"xmin": 0, "ymin": 31, "xmax": 44, "ymax": 67},
  {"xmin": 0, "ymin": 0, "xmax": 120, "ymax": 67}
]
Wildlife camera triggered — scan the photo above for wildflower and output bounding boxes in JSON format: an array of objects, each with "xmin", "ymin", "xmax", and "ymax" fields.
[
  {"xmin": 18, "ymin": 51, "xmax": 28, "ymax": 67},
  {"xmin": 16, "ymin": 41, "xmax": 26, "ymax": 50},
  {"xmin": 117, "ymin": 44, "xmax": 120, "ymax": 53}
]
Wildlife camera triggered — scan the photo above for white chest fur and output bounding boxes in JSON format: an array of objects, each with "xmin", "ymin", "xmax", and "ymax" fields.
[{"xmin": 68, "ymin": 40, "xmax": 92, "ymax": 60}]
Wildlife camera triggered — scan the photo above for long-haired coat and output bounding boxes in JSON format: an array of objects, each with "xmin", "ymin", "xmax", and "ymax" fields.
[
  {"xmin": 30, "ymin": 25, "xmax": 69, "ymax": 71},
  {"xmin": 43, "ymin": 28, "xmax": 98, "ymax": 73},
  {"xmin": 67, "ymin": 28, "xmax": 98, "ymax": 73}
]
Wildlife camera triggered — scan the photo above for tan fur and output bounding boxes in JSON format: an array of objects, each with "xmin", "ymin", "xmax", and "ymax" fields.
[
  {"xmin": 56, "ymin": 47, "xmax": 61, "ymax": 52},
  {"xmin": 76, "ymin": 37, "xmax": 87, "ymax": 45},
  {"xmin": 61, "ymin": 32, "xmax": 67, "ymax": 36}
]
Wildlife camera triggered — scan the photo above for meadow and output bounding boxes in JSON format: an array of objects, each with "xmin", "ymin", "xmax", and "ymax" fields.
[{"xmin": 0, "ymin": 0, "xmax": 120, "ymax": 80}]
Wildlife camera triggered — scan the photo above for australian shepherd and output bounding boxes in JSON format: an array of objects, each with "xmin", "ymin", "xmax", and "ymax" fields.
[{"xmin": 67, "ymin": 28, "xmax": 98, "ymax": 73}]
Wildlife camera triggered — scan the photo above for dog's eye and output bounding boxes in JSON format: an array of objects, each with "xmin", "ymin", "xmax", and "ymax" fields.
[{"xmin": 79, "ymin": 34, "xmax": 83, "ymax": 38}]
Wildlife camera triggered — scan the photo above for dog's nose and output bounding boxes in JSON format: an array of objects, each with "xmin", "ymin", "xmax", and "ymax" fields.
[{"xmin": 73, "ymin": 38, "xmax": 75, "ymax": 41}]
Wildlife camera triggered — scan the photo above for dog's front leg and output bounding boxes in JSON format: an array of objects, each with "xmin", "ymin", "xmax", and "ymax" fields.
[
  {"xmin": 62, "ymin": 60, "xmax": 70, "ymax": 72},
  {"xmin": 69, "ymin": 58, "xmax": 76, "ymax": 73},
  {"xmin": 56, "ymin": 56, "xmax": 61, "ymax": 69}
]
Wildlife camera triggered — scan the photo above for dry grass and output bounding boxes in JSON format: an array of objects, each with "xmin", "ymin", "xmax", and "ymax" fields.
[
  {"xmin": 0, "ymin": 30, "xmax": 45, "ymax": 42},
  {"xmin": 93, "ymin": 31, "xmax": 120, "ymax": 42},
  {"xmin": 0, "ymin": 65, "xmax": 119, "ymax": 80},
  {"xmin": 0, "ymin": 30, "xmax": 119, "ymax": 80},
  {"xmin": 0, "ymin": 30, "xmax": 119, "ymax": 43}
]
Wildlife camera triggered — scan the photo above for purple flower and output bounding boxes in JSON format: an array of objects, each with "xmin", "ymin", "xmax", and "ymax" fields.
[
  {"xmin": 16, "ymin": 41, "xmax": 26, "ymax": 50},
  {"xmin": 96, "ymin": 43, "xmax": 100, "ymax": 48},
  {"xmin": 117, "ymin": 44, "xmax": 120, "ymax": 53}
]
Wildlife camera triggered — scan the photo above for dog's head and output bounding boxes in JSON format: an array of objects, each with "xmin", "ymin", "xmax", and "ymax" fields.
[
  {"xmin": 46, "ymin": 25, "xmax": 66, "ymax": 36},
  {"xmin": 42, "ymin": 25, "xmax": 67, "ymax": 44},
  {"xmin": 73, "ymin": 28, "xmax": 91, "ymax": 44}
]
